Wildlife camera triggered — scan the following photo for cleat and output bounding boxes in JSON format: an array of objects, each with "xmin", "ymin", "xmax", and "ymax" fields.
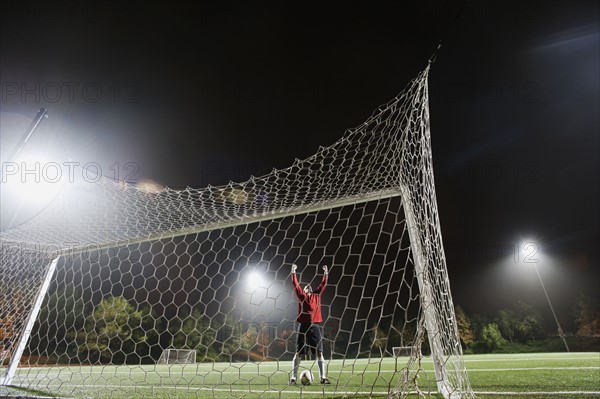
[
  {"xmin": 289, "ymin": 379, "xmax": 296, "ymax": 385},
  {"xmin": 320, "ymin": 378, "xmax": 331, "ymax": 384}
]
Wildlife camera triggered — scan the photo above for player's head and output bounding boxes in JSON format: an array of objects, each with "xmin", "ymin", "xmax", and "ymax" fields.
[{"xmin": 303, "ymin": 285, "xmax": 313, "ymax": 294}]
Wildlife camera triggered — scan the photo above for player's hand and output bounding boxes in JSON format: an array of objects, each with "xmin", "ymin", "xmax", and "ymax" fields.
[
  {"xmin": 322, "ymin": 265, "xmax": 328, "ymax": 275},
  {"xmin": 291, "ymin": 264, "xmax": 297, "ymax": 273}
]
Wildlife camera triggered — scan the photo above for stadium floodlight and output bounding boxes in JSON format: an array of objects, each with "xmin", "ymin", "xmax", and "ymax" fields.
[
  {"xmin": 1, "ymin": 108, "xmax": 62, "ymax": 228},
  {"xmin": 3, "ymin": 152, "xmax": 65, "ymax": 205},
  {"xmin": 517, "ymin": 239, "xmax": 570, "ymax": 352},
  {"xmin": 4, "ymin": 108, "xmax": 48, "ymax": 164},
  {"xmin": 246, "ymin": 269, "xmax": 266, "ymax": 292}
]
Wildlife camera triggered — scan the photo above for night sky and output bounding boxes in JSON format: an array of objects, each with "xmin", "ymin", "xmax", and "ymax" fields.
[{"xmin": 1, "ymin": 1, "xmax": 598, "ymax": 326}]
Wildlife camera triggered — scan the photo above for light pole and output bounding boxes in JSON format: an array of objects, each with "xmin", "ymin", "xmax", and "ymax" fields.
[{"xmin": 520, "ymin": 241, "xmax": 570, "ymax": 352}]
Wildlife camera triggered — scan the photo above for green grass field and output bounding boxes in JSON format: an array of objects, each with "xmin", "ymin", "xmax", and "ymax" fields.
[{"xmin": 1, "ymin": 352, "xmax": 598, "ymax": 398}]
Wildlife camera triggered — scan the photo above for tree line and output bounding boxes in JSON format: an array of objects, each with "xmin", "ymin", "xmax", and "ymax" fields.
[
  {"xmin": 454, "ymin": 296, "xmax": 600, "ymax": 352},
  {"xmin": 24, "ymin": 287, "xmax": 283, "ymax": 364},
  {"xmin": 5, "ymin": 286, "xmax": 598, "ymax": 365}
]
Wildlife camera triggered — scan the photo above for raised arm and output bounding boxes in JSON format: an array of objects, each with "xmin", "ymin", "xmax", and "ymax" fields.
[
  {"xmin": 313, "ymin": 265, "xmax": 328, "ymax": 294},
  {"xmin": 291, "ymin": 264, "xmax": 304, "ymax": 299}
]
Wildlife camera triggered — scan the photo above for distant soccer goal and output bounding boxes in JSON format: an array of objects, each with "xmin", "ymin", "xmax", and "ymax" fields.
[
  {"xmin": 0, "ymin": 66, "xmax": 474, "ymax": 399},
  {"xmin": 157, "ymin": 349, "xmax": 196, "ymax": 364},
  {"xmin": 393, "ymin": 346, "xmax": 412, "ymax": 357}
]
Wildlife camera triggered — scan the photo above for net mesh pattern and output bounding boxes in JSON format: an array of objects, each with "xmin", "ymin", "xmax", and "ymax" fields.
[{"xmin": 0, "ymin": 67, "xmax": 474, "ymax": 398}]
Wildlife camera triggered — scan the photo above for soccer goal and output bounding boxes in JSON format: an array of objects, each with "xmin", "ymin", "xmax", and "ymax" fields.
[
  {"xmin": 157, "ymin": 349, "xmax": 196, "ymax": 364},
  {"xmin": 0, "ymin": 66, "xmax": 474, "ymax": 399},
  {"xmin": 393, "ymin": 347, "xmax": 413, "ymax": 357}
]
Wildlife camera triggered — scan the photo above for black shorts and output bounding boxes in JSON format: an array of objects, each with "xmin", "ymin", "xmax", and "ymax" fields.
[{"xmin": 296, "ymin": 323, "xmax": 323, "ymax": 355}]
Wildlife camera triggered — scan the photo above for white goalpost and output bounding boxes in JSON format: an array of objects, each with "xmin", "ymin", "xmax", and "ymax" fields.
[{"xmin": 0, "ymin": 67, "xmax": 475, "ymax": 398}]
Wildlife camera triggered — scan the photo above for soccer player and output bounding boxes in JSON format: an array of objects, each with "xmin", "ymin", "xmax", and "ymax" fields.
[{"xmin": 290, "ymin": 263, "xmax": 331, "ymax": 385}]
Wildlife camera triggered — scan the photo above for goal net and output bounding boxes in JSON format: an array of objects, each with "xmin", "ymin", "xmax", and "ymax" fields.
[{"xmin": 0, "ymin": 67, "xmax": 474, "ymax": 398}]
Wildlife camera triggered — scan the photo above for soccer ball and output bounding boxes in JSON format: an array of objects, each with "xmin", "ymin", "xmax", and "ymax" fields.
[{"xmin": 299, "ymin": 370, "xmax": 314, "ymax": 385}]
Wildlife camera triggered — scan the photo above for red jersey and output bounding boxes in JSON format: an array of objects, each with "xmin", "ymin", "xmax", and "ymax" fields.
[{"xmin": 292, "ymin": 272, "xmax": 327, "ymax": 323}]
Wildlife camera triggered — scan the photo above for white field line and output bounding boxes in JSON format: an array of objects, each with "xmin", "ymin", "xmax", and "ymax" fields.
[
  {"xmin": 463, "ymin": 353, "xmax": 600, "ymax": 363},
  {"xmin": 463, "ymin": 356, "xmax": 600, "ymax": 363},
  {"xmin": 474, "ymin": 392, "xmax": 600, "ymax": 396},
  {"xmin": 10, "ymin": 355, "xmax": 600, "ymax": 370},
  {"xmin": 14, "ymin": 366, "xmax": 599, "ymax": 376},
  {"xmin": 468, "ymin": 366, "xmax": 600, "ymax": 372},
  {"xmin": 11, "ymin": 384, "xmax": 600, "ymax": 397}
]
